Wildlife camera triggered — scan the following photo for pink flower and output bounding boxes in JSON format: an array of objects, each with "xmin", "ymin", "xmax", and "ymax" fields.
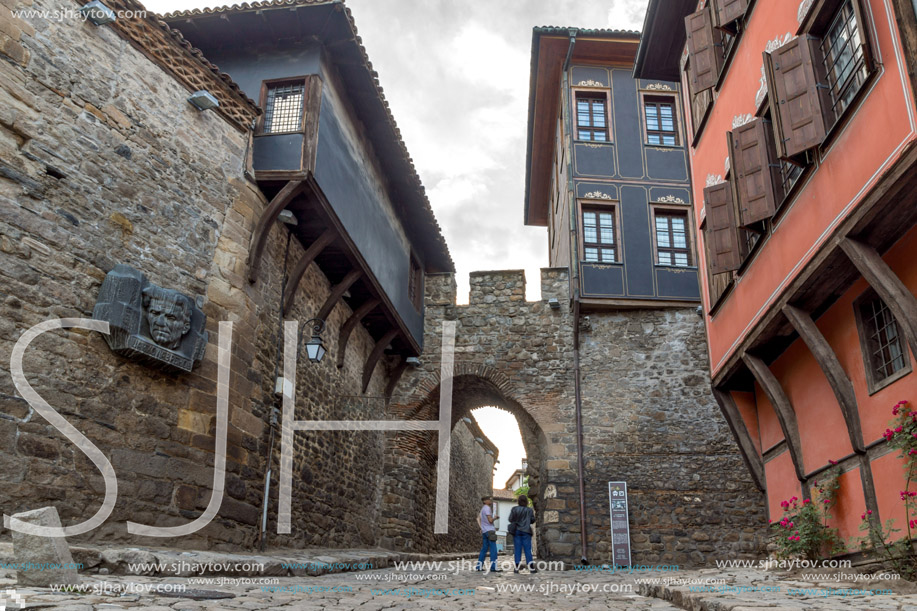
[
  {"xmin": 867, "ymin": 510, "xmax": 873, "ymax": 515},
  {"xmin": 896, "ymin": 427, "xmax": 904, "ymax": 433},
  {"xmin": 894, "ymin": 405, "xmax": 900, "ymax": 415},
  {"xmin": 803, "ymin": 499, "xmax": 811, "ymax": 505},
  {"xmin": 861, "ymin": 513, "xmax": 867, "ymax": 520},
  {"xmin": 829, "ymin": 459, "xmax": 837, "ymax": 465},
  {"xmin": 823, "ymin": 499, "xmax": 830, "ymax": 504}
]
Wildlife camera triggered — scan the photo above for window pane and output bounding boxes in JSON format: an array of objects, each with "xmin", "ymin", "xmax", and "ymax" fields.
[
  {"xmin": 663, "ymin": 135, "xmax": 676, "ymax": 145},
  {"xmin": 602, "ymin": 249, "xmax": 615, "ymax": 262},
  {"xmin": 579, "ymin": 131, "xmax": 592, "ymax": 141},
  {"xmin": 585, "ymin": 248, "xmax": 598, "ymax": 262},
  {"xmin": 648, "ymin": 134, "xmax": 660, "ymax": 145},
  {"xmin": 593, "ymin": 132, "xmax": 607, "ymax": 142},
  {"xmin": 674, "ymin": 253, "xmax": 688, "ymax": 267},
  {"xmin": 645, "ymin": 105, "xmax": 659, "ymax": 130},
  {"xmin": 264, "ymin": 82, "xmax": 305, "ymax": 133},
  {"xmin": 658, "ymin": 252, "xmax": 672, "ymax": 266}
]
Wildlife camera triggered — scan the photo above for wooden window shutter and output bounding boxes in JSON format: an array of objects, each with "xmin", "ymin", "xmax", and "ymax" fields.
[
  {"xmin": 765, "ymin": 36, "xmax": 832, "ymax": 158},
  {"xmin": 731, "ymin": 118, "xmax": 783, "ymax": 225},
  {"xmin": 704, "ymin": 181, "xmax": 742, "ymax": 274},
  {"xmin": 685, "ymin": 7, "xmax": 723, "ymax": 93},
  {"xmin": 716, "ymin": 0, "xmax": 749, "ymax": 27}
]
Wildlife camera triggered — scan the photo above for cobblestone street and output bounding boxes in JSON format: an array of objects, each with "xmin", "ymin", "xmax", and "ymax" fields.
[{"xmin": 5, "ymin": 561, "xmax": 917, "ymax": 610}]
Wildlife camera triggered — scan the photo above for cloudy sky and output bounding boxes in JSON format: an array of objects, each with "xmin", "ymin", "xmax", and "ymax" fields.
[{"xmin": 147, "ymin": 0, "xmax": 649, "ymax": 484}]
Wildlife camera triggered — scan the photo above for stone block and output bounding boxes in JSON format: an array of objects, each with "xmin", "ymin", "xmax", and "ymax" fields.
[{"xmin": 10, "ymin": 506, "xmax": 79, "ymax": 586}]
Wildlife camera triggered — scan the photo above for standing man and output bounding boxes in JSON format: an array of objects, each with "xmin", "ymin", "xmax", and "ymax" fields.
[{"xmin": 476, "ymin": 496, "xmax": 500, "ymax": 572}]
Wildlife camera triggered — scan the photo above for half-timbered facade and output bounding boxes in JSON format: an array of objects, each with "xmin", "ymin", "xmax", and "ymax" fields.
[{"xmin": 636, "ymin": 0, "xmax": 917, "ymax": 546}]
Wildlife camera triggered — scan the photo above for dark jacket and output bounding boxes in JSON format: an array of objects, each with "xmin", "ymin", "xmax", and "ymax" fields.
[{"xmin": 509, "ymin": 506, "xmax": 534, "ymax": 535}]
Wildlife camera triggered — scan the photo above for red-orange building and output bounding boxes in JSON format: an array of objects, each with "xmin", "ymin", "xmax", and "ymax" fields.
[{"xmin": 636, "ymin": 0, "xmax": 917, "ymax": 546}]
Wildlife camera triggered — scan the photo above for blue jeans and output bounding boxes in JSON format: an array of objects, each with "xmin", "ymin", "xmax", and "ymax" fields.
[
  {"xmin": 477, "ymin": 532, "xmax": 497, "ymax": 570},
  {"xmin": 513, "ymin": 532, "xmax": 533, "ymax": 566}
]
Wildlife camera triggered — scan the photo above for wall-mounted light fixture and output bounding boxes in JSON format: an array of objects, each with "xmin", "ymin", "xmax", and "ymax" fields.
[
  {"xmin": 300, "ymin": 318, "xmax": 326, "ymax": 364},
  {"xmin": 548, "ymin": 298, "xmax": 561, "ymax": 310},
  {"xmin": 461, "ymin": 416, "xmax": 472, "ymax": 424},
  {"xmin": 188, "ymin": 90, "xmax": 220, "ymax": 111},
  {"xmin": 278, "ymin": 210, "xmax": 297, "ymax": 225},
  {"xmin": 474, "ymin": 437, "xmax": 484, "ymax": 444},
  {"xmin": 80, "ymin": 1, "xmax": 116, "ymax": 25},
  {"xmin": 406, "ymin": 356, "xmax": 421, "ymax": 367},
  {"xmin": 485, "ymin": 449, "xmax": 495, "ymax": 456}
]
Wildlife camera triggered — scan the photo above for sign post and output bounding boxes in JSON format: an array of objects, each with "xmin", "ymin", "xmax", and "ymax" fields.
[{"xmin": 608, "ymin": 481, "xmax": 631, "ymax": 567}]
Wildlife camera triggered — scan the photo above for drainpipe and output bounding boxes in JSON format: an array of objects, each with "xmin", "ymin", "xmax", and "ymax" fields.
[{"xmin": 561, "ymin": 30, "xmax": 589, "ymax": 565}]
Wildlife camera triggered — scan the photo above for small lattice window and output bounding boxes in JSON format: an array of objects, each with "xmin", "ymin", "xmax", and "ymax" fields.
[
  {"xmin": 263, "ymin": 81, "xmax": 305, "ymax": 134},
  {"xmin": 855, "ymin": 290, "xmax": 911, "ymax": 393}
]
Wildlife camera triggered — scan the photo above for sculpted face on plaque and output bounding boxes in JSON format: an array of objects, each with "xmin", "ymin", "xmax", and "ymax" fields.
[{"xmin": 142, "ymin": 286, "xmax": 193, "ymax": 350}]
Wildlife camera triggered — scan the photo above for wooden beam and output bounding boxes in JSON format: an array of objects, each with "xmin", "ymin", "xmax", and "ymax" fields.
[
  {"xmin": 840, "ymin": 238, "xmax": 917, "ymax": 360},
  {"xmin": 783, "ymin": 304, "xmax": 864, "ymax": 453},
  {"xmin": 742, "ymin": 353, "xmax": 807, "ymax": 482},
  {"xmin": 384, "ymin": 359, "xmax": 409, "ymax": 400},
  {"xmin": 313, "ymin": 269, "xmax": 362, "ymax": 321},
  {"xmin": 712, "ymin": 387, "xmax": 766, "ymax": 491},
  {"xmin": 337, "ymin": 298, "xmax": 379, "ymax": 368},
  {"xmin": 301, "ymin": 76, "xmax": 323, "ymax": 173},
  {"xmin": 362, "ymin": 329, "xmax": 399, "ymax": 393},
  {"xmin": 247, "ymin": 180, "xmax": 307, "ymax": 283},
  {"xmin": 281, "ymin": 228, "xmax": 336, "ymax": 313},
  {"xmin": 857, "ymin": 454, "xmax": 882, "ymax": 531}
]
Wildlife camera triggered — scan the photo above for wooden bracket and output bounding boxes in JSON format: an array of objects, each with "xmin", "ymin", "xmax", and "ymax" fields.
[
  {"xmin": 314, "ymin": 269, "xmax": 362, "ymax": 321},
  {"xmin": 281, "ymin": 228, "xmax": 336, "ymax": 314},
  {"xmin": 362, "ymin": 329, "xmax": 399, "ymax": 393},
  {"xmin": 337, "ymin": 298, "xmax": 379, "ymax": 369},
  {"xmin": 384, "ymin": 359, "xmax": 410, "ymax": 400},
  {"xmin": 248, "ymin": 180, "xmax": 307, "ymax": 283},
  {"xmin": 783, "ymin": 304, "xmax": 864, "ymax": 453},
  {"xmin": 743, "ymin": 353, "xmax": 807, "ymax": 482},
  {"xmin": 840, "ymin": 237, "xmax": 917, "ymax": 359},
  {"xmin": 712, "ymin": 386, "xmax": 766, "ymax": 491}
]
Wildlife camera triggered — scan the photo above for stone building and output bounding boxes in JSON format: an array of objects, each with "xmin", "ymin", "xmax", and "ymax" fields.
[
  {"xmin": 0, "ymin": 0, "xmax": 496, "ymax": 552},
  {"xmin": 1, "ymin": 0, "xmax": 769, "ymax": 567}
]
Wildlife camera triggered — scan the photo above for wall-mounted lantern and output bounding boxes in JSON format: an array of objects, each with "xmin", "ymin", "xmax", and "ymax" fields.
[
  {"xmin": 548, "ymin": 298, "xmax": 561, "ymax": 310},
  {"xmin": 188, "ymin": 90, "xmax": 220, "ymax": 111},
  {"xmin": 301, "ymin": 318, "xmax": 326, "ymax": 364},
  {"xmin": 80, "ymin": 1, "xmax": 116, "ymax": 25}
]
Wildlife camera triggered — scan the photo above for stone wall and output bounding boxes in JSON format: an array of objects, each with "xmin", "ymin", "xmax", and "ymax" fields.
[
  {"xmin": 387, "ymin": 268, "xmax": 768, "ymax": 565},
  {"xmin": 578, "ymin": 309, "xmax": 767, "ymax": 564},
  {"xmin": 0, "ymin": 0, "xmax": 497, "ymax": 552}
]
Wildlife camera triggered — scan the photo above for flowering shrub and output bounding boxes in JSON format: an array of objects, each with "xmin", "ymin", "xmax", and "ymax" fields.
[
  {"xmin": 771, "ymin": 466, "xmax": 843, "ymax": 560},
  {"xmin": 858, "ymin": 400, "xmax": 917, "ymax": 579}
]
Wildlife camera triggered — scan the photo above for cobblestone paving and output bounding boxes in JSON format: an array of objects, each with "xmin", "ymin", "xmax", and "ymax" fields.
[{"xmin": 4, "ymin": 563, "xmax": 917, "ymax": 609}]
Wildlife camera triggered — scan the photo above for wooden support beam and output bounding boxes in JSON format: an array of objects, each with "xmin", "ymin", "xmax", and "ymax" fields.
[
  {"xmin": 783, "ymin": 304, "xmax": 864, "ymax": 453},
  {"xmin": 362, "ymin": 329, "xmax": 399, "ymax": 394},
  {"xmin": 337, "ymin": 298, "xmax": 379, "ymax": 368},
  {"xmin": 281, "ymin": 228, "xmax": 336, "ymax": 313},
  {"xmin": 840, "ymin": 238, "xmax": 917, "ymax": 359},
  {"xmin": 313, "ymin": 269, "xmax": 362, "ymax": 321},
  {"xmin": 247, "ymin": 180, "xmax": 307, "ymax": 283},
  {"xmin": 858, "ymin": 454, "xmax": 882, "ymax": 531},
  {"xmin": 742, "ymin": 353, "xmax": 807, "ymax": 482},
  {"xmin": 384, "ymin": 359, "xmax": 409, "ymax": 400},
  {"xmin": 712, "ymin": 387, "xmax": 766, "ymax": 491}
]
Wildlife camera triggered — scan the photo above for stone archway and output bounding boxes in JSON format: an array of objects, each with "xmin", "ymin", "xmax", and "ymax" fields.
[
  {"xmin": 378, "ymin": 269, "xmax": 767, "ymax": 565},
  {"xmin": 379, "ymin": 372, "xmax": 550, "ymax": 555}
]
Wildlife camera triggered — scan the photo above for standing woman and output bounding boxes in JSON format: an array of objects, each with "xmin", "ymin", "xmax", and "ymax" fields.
[{"xmin": 509, "ymin": 495, "xmax": 538, "ymax": 573}]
